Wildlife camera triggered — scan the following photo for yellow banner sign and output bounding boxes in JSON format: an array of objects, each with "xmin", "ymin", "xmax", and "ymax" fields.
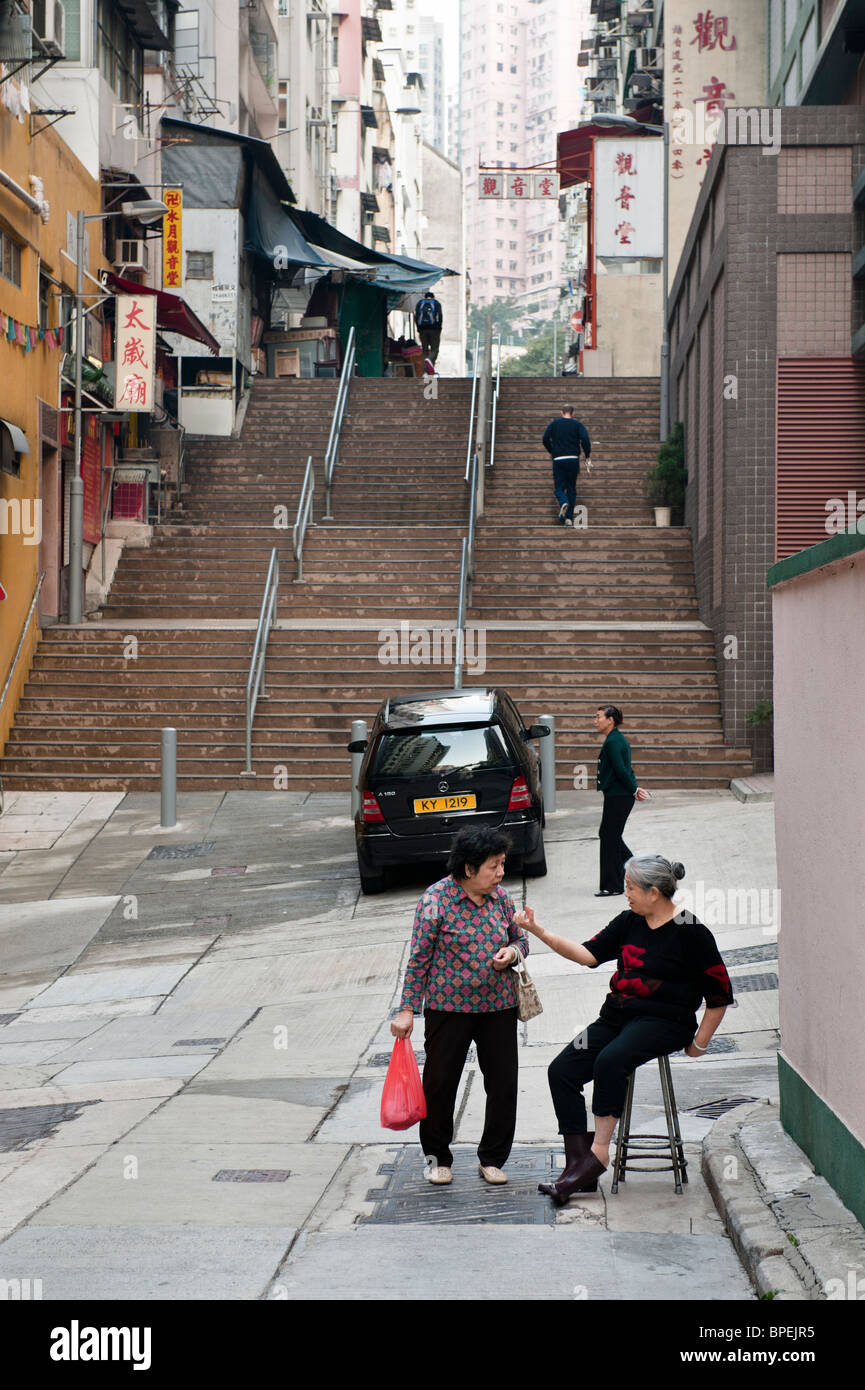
[{"xmin": 163, "ymin": 188, "xmax": 182, "ymax": 289}]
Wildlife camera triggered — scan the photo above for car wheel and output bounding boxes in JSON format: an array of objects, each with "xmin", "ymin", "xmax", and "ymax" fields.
[
  {"xmin": 359, "ymin": 863, "xmax": 387, "ymax": 895},
  {"xmin": 523, "ymin": 840, "xmax": 547, "ymax": 878}
]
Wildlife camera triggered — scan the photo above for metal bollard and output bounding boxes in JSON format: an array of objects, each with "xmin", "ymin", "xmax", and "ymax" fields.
[
  {"xmin": 538, "ymin": 713, "xmax": 556, "ymax": 814},
  {"xmin": 350, "ymin": 719, "xmax": 368, "ymax": 818},
  {"xmin": 161, "ymin": 727, "xmax": 177, "ymax": 828}
]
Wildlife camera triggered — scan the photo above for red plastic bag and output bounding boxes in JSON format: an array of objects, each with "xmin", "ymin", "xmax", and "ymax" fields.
[{"xmin": 380, "ymin": 1037, "xmax": 427, "ymax": 1131}]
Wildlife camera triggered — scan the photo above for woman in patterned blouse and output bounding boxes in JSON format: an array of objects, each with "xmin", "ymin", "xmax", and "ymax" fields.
[
  {"xmin": 391, "ymin": 826, "xmax": 531, "ymax": 1187},
  {"xmin": 515, "ymin": 853, "xmax": 734, "ymax": 1204}
]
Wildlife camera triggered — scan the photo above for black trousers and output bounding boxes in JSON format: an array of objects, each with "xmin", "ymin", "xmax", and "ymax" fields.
[
  {"xmin": 420, "ymin": 1007, "xmax": 519, "ymax": 1168},
  {"xmin": 548, "ymin": 1013, "xmax": 695, "ymax": 1131},
  {"xmin": 419, "ymin": 326, "xmax": 442, "ymax": 363},
  {"xmin": 598, "ymin": 792, "xmax": 635, "ymax": 891}
]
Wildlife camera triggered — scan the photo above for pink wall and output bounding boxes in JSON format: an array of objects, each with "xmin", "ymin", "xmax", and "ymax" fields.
[
  {"xmin": 339, "ymin": 1, "xmax": 361, "ymax": 96},
  {"xmin": 772, "ymin": 545, "xmax": 865, "ymax": 1147}
]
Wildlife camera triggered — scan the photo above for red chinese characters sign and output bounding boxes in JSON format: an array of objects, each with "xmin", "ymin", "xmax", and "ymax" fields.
[
  {"xmin": 595, "ymin": 139, "xmax": 663, "ymax": 258},
  {"xmin": 477, "ymin": 172, "xmax": 559, "ymax": 199},
  {"xmin": 115, "ymin": 295, "xmax": 156, "ymax": 412},
  {"xmin": 162, "ymin": 189, "xmax": 182, "ymax": 290}
]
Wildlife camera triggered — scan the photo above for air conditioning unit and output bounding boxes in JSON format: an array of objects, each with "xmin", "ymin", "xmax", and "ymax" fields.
[
  {"xmin": 114, "ymin": 240, "xmax": 149, "ymax": 271},
  {"xmin": 32, "ymin": 0, "xmax": 65, "ymax": 58}
]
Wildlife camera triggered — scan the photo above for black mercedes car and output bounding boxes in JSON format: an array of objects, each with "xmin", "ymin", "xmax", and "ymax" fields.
[{"xmin": 348, "ymin": 687, "xmax": 549, "ymax": 894}]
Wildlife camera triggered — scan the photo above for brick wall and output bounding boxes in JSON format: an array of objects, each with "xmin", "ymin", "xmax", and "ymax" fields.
[{"xmin": 668, "ymin": 106, "xmax": 865, "ymax": 771}]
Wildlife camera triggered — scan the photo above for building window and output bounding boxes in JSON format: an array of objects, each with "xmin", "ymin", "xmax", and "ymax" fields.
[
  {"xmin": 39, "ymin": 273, "xmax": 53, "ymax": 329},
  {"xmin": 278, "ymin": 79, "xmax": 289, "ymax": 130},
  {"xmin": 0, "ymin": 229, "xmax": 22, "ymax": 287},
  {"xmin": 98, "ymin": 0, "xmax": 143, "ymax": 111},
  {"xmin": 186, "ymin": 251, "xmax": 214, "ymax": 279},
  {"xmin": 497, "ymin": 62, "xmax": 503, "ymax": 70}
]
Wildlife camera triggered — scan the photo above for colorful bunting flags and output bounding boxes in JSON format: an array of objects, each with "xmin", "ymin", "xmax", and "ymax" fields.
[{"xmin": 0, "ymin": 308, "xmax": 65, "ymax": 350}]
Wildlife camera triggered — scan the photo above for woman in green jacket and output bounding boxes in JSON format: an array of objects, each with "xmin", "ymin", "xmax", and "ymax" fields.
[{"xmin": 594, "ymin": 705, "xmax": 648, "ymax": 896}]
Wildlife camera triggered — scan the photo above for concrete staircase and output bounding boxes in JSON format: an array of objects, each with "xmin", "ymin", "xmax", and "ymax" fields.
[{"xmin": 1, "ymin": 375, "xmax": 753, "ymax": 791}]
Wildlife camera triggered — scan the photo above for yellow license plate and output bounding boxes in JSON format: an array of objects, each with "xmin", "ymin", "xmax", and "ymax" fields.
[{"xmin": 413, "ymin": 795, "xmax": 478, "ymax": 814}]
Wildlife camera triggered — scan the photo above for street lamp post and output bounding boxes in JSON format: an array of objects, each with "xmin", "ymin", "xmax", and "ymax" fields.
[{"xmin": 66, "ymin": 196, "xmax": 168, "ymax": 625}]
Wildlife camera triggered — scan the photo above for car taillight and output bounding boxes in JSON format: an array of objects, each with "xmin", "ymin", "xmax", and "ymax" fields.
[
  {"xmin": 508, "ymin": 776, "xmax": 532, "ymax": 810},
  {"xmin": 361, "ymin": 791, "xmax": 385, "ymax": 823}
]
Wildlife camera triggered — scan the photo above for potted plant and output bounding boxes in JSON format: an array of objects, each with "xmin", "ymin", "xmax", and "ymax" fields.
[{"xmin": 644, "ymin": 421, "xmax": 686, "ymax": 526}]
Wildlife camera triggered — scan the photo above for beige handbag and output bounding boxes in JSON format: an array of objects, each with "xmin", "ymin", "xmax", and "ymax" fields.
[{"xmin": 512, "ymin": 957, "xmax": 543, "ymax": 1021}]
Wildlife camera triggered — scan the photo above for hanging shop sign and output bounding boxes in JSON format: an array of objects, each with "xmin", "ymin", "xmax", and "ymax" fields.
[
  {"xmin": 163, "ymin": 189, "xmax": 183, "ymax": 290},
  {"xmin": 595, "ymin": 139, "xmax": 664, "ymax": 258},
  {"xmin": 478, "ymin": 172, "xmax": 560, "ymax": 199},
  {"xmin": 115, "ymin": 294, "xmax": 156, "ymax": 411}
]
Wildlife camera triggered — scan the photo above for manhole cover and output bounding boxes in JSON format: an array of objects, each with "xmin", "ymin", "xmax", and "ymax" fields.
[
  {"xmin": 147, "ymin": 842, "xmax": 215, "ymax": 860},
  {"xmin": 362, "ymin": 1146, "xmax": 557, "ymax": 1225},
  {"xmin": 731, "ymin": 972, "xmax": 778, "ymax": 993},
  {"xmin": 688, "ymin": 1096, "xmax": 759, "ymax": 1120},
  {"xmin": 213, "ymin": 1169, "xmax": 291, "ymax": 1182}
]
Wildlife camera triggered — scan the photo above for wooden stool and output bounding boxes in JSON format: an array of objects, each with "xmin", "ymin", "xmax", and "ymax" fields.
[{"xmin": 610, "ymin": 1053, "xmax": 688, "ymax": 1194}]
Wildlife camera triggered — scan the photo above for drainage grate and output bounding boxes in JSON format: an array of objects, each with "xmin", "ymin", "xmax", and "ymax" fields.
[
  {"xmin": 0, "ymin": 1014, "xmax": 20, "ymax": 1027},
  {"xmin": 731, "ymin": 972, "xmax": 778, "ymax": 993},
  {"xmin": 0, "ymin": 1101, "xmax": 99, "ymax": 1152},
  {"xmin": 147, "ymin": 842, "xmax": 215, "ymax": 860},
  {"xmin": 369, "ymin": 1051, "xmax": 426, "ymax": 1068},
  {"xmin": 213, "ymin": 1169, "xmax": 291, "ymax": 1183},
  {"xmin": 687, "ymin": 1095, "xmax": 759, "ymax": 1120},
  {"xmin": 704, "ymin": 1037, "xmax": 738, "ymax": 1054},
  {"xmin": 173, "ymin": 1038, "xmax": 226, "ymax": 1048},
  {"xmin": 194, "ymin": 915, "xmax": 231, "ymax": 929},
  {"xmin": 723, "ymin": 943, "xmax": 778, "ymax": 966},
  {"xmin": 362, "ymin": 1146, "xmax": 557, "ymax": 1226},
  {"xmin": 211, "ymin": 866, "xmax": 247, "ymax": 876}
]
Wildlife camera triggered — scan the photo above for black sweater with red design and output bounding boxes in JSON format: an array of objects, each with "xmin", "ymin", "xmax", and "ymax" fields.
[{"xmin": 582, "ymin": 910, "xmax": 734, "ymax": 1029}]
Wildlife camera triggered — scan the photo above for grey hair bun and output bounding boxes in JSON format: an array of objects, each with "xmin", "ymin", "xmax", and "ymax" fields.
[{"xmin": 624, "ymin": 854, "xmax": 686, "ymax": 900}]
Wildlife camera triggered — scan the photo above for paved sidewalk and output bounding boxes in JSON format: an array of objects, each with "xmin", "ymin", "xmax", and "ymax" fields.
[{"xmin": 0, "ymin": 788, "xmax": 857, "ymax": 1300}]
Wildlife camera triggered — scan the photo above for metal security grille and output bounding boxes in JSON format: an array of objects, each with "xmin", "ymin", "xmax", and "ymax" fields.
[
  {"xmin": 147, "ymin": 842, "xmax": 215, "ymax": 859},
  {"xmin": 776, "ymin": 357, "xmax": 865, "ymax": 559}
]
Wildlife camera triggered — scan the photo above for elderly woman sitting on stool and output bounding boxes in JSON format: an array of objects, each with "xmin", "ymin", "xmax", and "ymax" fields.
[{"xmin": 515, "ymin": 853, "xmax": 734, "ymax": 1203}]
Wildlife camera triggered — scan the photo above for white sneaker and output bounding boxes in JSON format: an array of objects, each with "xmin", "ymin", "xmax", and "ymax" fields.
[
  {"xmin": 564, "ymin": 517, "xmax": 573, "ymax": 528},
  {"xmin": 558, "ymin": 502, "xmax": 569, "ymax": 521},
  {"xmin": 478, "ymin": 1164, "xmax": 508, "ymax": 1184},
  {"xmin": 426, "ymin": 1164, "xmax": 453, "ymax": 1184}
]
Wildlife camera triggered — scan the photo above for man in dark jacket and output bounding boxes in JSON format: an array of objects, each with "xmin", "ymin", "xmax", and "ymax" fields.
[
  {"xmin": 415, "ymin": 290, "xmax": 443, "ymax": 370},
  {"xmin": 542, "ymin": 405, "xmax": 592, "ymax": 527},
  {"xmin": 594, "ymin": 704, "xmax": 648, "ymax": 895}
]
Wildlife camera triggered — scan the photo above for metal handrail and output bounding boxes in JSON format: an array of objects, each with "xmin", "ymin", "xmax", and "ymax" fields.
[
  {"xmin": 454, "ymin": 450, "xmax": 478, "ymax": 690},
  {"xmin": 0, "ymin": 571, "xmax": 44, "ymax": 718},
  {"xmin": 293, "ymin": 455, "xmax": 314, "ymax": 582},
  {"xmin": 323, "ymin": 324, "xmax": 356, "ymax": 520},
  {"xmin": 244, "ymin": 547, "xmax": 279, "ymax": 775},
  {"xmin": 489, "ymin": 332, "xmax": 502, "ymax": 471},
  {"xmin": 464, "ymin": 330, "xmax": 481, "ymax": 482}
]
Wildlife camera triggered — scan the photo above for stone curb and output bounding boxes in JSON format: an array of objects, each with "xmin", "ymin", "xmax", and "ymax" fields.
[{"xmin": 702, "ymin": 1100, "xmax": 812, "ymax": 1300}]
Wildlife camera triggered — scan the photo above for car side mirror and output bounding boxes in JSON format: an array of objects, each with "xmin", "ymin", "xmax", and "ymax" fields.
[
  {"xmin": 347, "ymin": 739, "xmax": 368, "ymax": 753},
  {"xmin": 525, "ymin": 724, "xmax": 551, "ymax": 739}
]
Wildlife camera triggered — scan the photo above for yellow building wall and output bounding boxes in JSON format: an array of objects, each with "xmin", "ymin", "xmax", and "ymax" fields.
[{"xmin": 0, "ymin": 77, "xmax": 107, "ymax": 755}]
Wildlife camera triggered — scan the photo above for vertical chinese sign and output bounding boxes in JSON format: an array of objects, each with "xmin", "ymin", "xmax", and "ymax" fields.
[
  {"xmin": 81, "ymin": 414, "xmax": 102, "ymax": 545},
  {"xmin": 595, "ymin": 139, "xmax": 664, "ymax": 258},
  {"xmin": 665, "ymin": 2, "xmax": 766, "ymax": 274},
  {"xmin": 115, "ymin": 295, "xmax": 156, "ymax": 412},
  {"xmin": 163, "ymin": 188, "xmax": 182, "ymax": 290}
]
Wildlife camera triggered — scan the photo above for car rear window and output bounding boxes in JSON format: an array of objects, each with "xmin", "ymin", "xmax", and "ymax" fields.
[{"xmin": 371, "ymin": 725, "xmax": 513, "ymax": 777}]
